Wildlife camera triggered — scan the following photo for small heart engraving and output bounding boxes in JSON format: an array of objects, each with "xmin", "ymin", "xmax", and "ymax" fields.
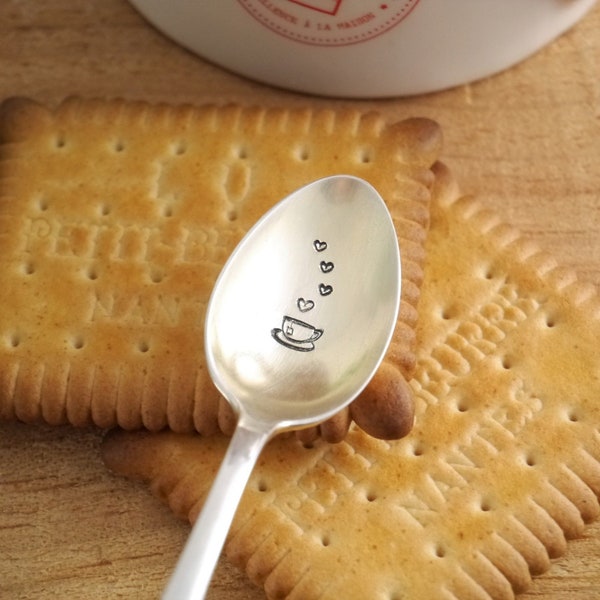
[
  {"xmin": 320, "ymin": 261, "xmax": 334, "ymax": 273},
  {"xmin": 313, "ymin": 239, "xmax": 327, "ymax": 252},
  {"xmin": 319, "ymin": 283, "xmax": 333, "ymax": 296},
  {"xmin": 297, "ymin": 298, "xmax": 315, "ymax": 312}
]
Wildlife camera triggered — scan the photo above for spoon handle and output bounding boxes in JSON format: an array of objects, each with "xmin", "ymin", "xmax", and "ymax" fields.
[{"xmin": 162, "ymin": 418, "xmax": 272, "ymax": 600}]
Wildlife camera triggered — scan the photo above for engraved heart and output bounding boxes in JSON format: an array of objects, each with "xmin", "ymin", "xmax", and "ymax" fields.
[
  {"xmin": 319, "ymin": 283, "xmax": 333, "ymax": 296},
  {"xmin": 320, "ymin": 261, "xmax": 334, "ymax": 273},
  {"xmin": 313, "ymin": 239, "xmax": 327, "ymax": 252},
  {"xmin": 297, "ymin": 298, "xmax": 315, "ymax": 312}
]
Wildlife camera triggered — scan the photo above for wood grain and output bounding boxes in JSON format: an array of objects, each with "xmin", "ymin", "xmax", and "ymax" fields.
[{"xmin": 1, "ymin": 1, "xmax": 599, "ymax": 598}]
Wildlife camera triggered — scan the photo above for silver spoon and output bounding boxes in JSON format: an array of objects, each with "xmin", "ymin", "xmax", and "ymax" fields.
[{"xmin": 163, "ymin": 175, "xmax": 401, "ymax": 599}]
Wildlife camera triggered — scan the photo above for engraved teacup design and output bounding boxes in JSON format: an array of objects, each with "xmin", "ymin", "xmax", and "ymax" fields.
[{"xmin": 272, "ymin": 315, "xmax": 323, "ymax": 352}]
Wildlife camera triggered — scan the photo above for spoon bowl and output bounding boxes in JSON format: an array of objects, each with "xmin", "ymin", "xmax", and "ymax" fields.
[{"xmin": 163, "ymin": 175, "xmax": 401, "ymax": 599}]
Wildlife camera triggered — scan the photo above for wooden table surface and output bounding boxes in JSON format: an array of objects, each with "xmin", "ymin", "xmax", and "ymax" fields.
[{"xmin": 1, "ymin": 2, "xmax": 599, "ymax": 598}]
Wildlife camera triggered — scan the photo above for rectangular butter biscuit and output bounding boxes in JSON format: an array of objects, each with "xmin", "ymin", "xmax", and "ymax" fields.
[
  {"xmin": 103, "ymin": 163, "xmax": 600, "ymax": 599},
  {"xmin": 0, "ymin": 97, "xmax": 442, "ymax": 436}
]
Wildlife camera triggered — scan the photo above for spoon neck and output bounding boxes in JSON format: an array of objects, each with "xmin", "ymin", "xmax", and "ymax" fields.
[{"xmin": 235, "ymin": 412, "xmax": 279, "ymax": 445}]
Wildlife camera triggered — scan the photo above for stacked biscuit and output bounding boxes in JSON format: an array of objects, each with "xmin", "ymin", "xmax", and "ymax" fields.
[
  {"xmin": 104, "ymin": 163, "xmax": 600, "ymax": 599},
  {"xmin": 0, "ymin": 97, "xmax": 441, "ymax": 441}
]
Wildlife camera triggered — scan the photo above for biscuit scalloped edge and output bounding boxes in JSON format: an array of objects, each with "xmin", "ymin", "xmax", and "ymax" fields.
[
  {"xmin": 431, "ymin": 162, "xmax": 600, "ymax": 316},
  {"xmin": 1, "ymin": 95, "xmax": 443, "ymax": 162}
]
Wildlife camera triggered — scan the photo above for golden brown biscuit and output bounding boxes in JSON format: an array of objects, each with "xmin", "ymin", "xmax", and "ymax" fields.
[
  {"xmin": 0, "ymin": 97, "xmax": 441, "ymax": 438},
  {"xmin": 103, "ymin": 162, "xmax": 600, "ymax": 598}
]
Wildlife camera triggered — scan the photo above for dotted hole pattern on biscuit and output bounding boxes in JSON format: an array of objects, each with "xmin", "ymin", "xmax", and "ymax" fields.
[
  {"xmin": 481, "ymin": 264, "xmax": 497, "ymax": 281},
  {"xmin": 412, "ymin": 441, "xmax": 425, "ymax": 457},
  {"xmin": 71, "ymin": 335, "xmax": 85, "ymax": 350},
  {"xmin": 440, "ymin": 306, "xmax": 454, "ymax": 320},
  {"xmin": 524, "ymin": 451, "xmax": 537, "ymax": 467},
  {"xmin": 36, "ymin": 197, "xmax": 49, "ymax": 212},
  {"xmin": 138, "ymin": 340, "xmax": 150, "ymax": 353},
  {"xmin": 149, "ymin": 268, "xmax": 164, "ymax": 284},
  {"xmin": 172, "ymin": 140, "xmax": 187, "ymax": 156},
  {"xmin": 357, "ymin": 146, "xmax": 373, "ymax": 164},
  {"xmin": 7, "ymin": 332, "xmax": 21, "ymax": 348},
  {"xmin": 294, "ymin": 145, "xmax": 311, "ymax": 162},
  {"xmin": 480, "ymin": 264, "xmax": 510, "ymax": 285},
  {"xmin": 22, "ymin": 261, "xmax": 36, "ymax": 275},
  {"xmin": 54, "ymin": 135, "xmax": 67, "ymax": 149},
  {"xmin": 365, "ymin": 490, "xmax": 378, "ymax": 503},
  {"xmin": 85, "ymin": 265, "xmax": 99, "ymax": 281},
  {"xmin": 234, "ymin": 145, "xmax": 249, "ymax": 160},
  {"xmin": 480, "ymin": 497, "xmax": 493, "ymax": 512},
  {"xmin": 455, "ymin": 396, "xmax": 470, "ymax": 413}
]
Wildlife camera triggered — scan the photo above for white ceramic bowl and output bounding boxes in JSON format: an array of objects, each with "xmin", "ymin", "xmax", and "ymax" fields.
[{"xmin": 129, "ymin": 0, "xmax": 597, "ymax": 98}]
